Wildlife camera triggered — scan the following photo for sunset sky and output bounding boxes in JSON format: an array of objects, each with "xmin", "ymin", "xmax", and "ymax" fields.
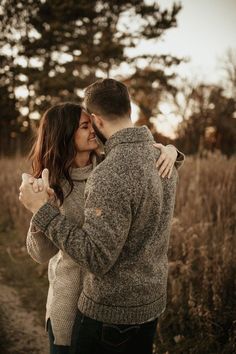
[
  {"xmin": 128, "ymin": 0, "xmax": 236, "ymax": 136},
  {"xmin": 138, "ymin": 0, "xmax": 236, "ymax": 84}
]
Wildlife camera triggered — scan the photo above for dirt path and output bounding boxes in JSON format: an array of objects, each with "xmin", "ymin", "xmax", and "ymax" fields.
[{"xmin": 0, "ymin": 271, "xmax": 48, "ymax": 354}]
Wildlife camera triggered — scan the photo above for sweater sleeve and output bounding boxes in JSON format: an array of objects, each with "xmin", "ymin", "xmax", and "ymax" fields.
[
  {"xmin": 174, "ymin": 149, "xmax": 185, "ymax": 170},
  {"xmin": 26, "ymin": 220, "xmax": 59, "ymax": 264},
  {"xmin": 31, "ymin": 170, "xmax": 132, "ymax": 276}
]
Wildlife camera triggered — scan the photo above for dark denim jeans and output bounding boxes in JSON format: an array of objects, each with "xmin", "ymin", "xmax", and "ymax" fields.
[
  {"xmin": 70, "ymin": 310, "xmax": 158, "ymax": 354},
  {"xmin": 47, "ymin": 319, "xmax": 70, "ymax": 354}
]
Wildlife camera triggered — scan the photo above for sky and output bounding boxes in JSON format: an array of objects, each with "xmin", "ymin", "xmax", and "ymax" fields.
[
  {"xmin": 135, "ymin": 0, "xmax": 236, "ymax": 84},
  {"xmin": 127, "ymin": 0, "xmax": 236, "ymax": 136}
]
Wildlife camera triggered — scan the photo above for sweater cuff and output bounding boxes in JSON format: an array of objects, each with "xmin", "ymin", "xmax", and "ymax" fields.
[
  {"xmin": 32, "ymin": 202, "xmax": 60, "ymax": 233},
  {"xmin": 175, "ymin": 149, "xmax": 185, "ymax": 169}
]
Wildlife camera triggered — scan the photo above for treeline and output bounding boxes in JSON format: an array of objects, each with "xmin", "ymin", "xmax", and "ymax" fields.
[
  {"xmin": 175, "ymin": 74, "xmax": 236, "ymax": 157},
  {"xmin": 0, "ymin": 0, "xmax": 235, "ymax": 156}
]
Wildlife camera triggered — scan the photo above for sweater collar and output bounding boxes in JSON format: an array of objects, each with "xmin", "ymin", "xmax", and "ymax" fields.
[
  {"xmin": 104, "ymin": 126, "xmax": 154, "ymax": 155},
  {"xmin": 69, "ymin": 153, "xmax": 97, "ymax": 181}
]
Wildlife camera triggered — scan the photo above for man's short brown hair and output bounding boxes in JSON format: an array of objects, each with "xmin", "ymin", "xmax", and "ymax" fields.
[{"xmin": 84, "ymin": 78, "xmax": 131, "ymax": 120}]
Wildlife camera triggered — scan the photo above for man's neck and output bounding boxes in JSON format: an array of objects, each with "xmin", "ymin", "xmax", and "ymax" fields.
[{"xmin": 106, "ymin": 119, "xmax": 134, "ymax": 139}]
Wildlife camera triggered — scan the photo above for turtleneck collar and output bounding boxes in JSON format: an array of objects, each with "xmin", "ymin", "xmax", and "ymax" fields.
[
  {"xmin": 69, "ymin": 153, "xmax": 97, "ymax": 181},
  {"xmin": 104, "ymin": 126, "xmax": 154, "ymax": 155}
]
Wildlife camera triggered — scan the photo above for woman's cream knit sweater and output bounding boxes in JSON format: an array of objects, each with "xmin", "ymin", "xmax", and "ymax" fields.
[{"xmin": 26, "ymin": 161, "xmax": 95, "ymax": 345}]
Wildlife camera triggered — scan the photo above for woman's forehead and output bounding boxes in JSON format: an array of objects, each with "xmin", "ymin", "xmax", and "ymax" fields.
[{"xmin": 80, "ymin": 111, "xmax": 91, "ymax": 123}]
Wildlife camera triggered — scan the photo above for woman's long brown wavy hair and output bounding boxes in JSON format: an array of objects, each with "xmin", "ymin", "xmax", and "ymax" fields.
[{"xmin": 29, "ymin": 102, "xmax": 83, "ymax": 205}]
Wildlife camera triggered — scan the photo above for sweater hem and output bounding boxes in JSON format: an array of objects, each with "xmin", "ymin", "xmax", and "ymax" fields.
[
  {"xmin": 78, "ymin": 291, "xmax": 166, "ymax": 324},
  {"xmin": 45, "ymin": 316, "xmax": 73, "ymax": 346}
]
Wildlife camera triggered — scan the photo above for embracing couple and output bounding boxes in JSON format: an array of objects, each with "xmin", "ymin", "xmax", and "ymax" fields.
[{"xmin": 19, "ymin": 78, "xmax": 184, "ymax": 354}]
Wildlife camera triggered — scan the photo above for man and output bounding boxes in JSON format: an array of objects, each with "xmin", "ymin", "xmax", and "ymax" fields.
[{"xmin": 20, "ymin": 79, "xmax": 179, "ymax": 354}]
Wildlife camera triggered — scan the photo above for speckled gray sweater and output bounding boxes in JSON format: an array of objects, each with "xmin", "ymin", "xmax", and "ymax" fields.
[{"xmin": 32, "ymin": 126, "xmax": 178, "ymax": 325}]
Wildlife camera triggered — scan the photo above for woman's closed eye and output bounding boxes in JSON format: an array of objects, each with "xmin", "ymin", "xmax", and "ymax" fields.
[{"xmin": 80, "ymin": 123, "xmax": 88, "ymax": 129}]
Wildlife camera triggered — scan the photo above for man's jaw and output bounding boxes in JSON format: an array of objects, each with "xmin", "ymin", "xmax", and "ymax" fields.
[{"xmin": 92, "ymin": 122, "xmax": 107, "ymax": 144}]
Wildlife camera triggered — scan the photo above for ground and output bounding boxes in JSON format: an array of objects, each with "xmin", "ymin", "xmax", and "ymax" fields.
[
  {"xmin": 0, "ymin": 271, "xmax": 48, "ymax": 354},
  {"xmin": 0, "ymin": 228, "xmax": 49, "ymax": 354}
]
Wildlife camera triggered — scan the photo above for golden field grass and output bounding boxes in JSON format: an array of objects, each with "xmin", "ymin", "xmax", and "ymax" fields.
[{"xmin": 0, "ymin": 154, "xmax": 235, "ymax": 354}]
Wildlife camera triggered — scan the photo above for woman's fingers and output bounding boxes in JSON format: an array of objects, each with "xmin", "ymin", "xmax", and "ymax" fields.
[
  {"xmin": 32, "ymin": 179, "xmax": 39, "ymax": 192},
  {"xmin": 153, "ymin": 143, "xmax": 164, "ymax": 150},
  {"xmin": 168, "ymin": 166, "xmax": 173, "ymax": 179},
  {"xmin": 47, "ymin": 187, "xmax": 55, "ymax": 198},
  {"xmin": 42, "ymin": 169, "xmax": 50, "ymax": 189},
  {"xmin": 37, "ymin": 178, "xmax": 44, "ymax": 191},
  {"xmin": 163, "ymin": 162, "xmax": 173, "ymax": 178},
  {"xmin": 32, "ymin": 178, "xmax": 43, "ymax": 192},
  {"xmin": 158, "ymin": 157, "xmax": 169, "ymax": 176},
  {"xmin": 31, "ymin": 170, "xmax": 50, "ymax": 193},
  {"xmin": 156, "ymin": 153, "xmax": 166, "ymax": 168},
  {"xmin": 159, "ymin": 160, "xmax": 173, "ymax": 177},
  {"xmin": 155, "ymin": 143, "xmax": 177, "ymax": 178},
  {"xmin": 154, "ymin": 143, "xmax": 164, "ymax": 168}
]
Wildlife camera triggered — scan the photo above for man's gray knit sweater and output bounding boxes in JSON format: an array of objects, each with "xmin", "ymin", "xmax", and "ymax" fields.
[{"xmin": 32, "ymin": 126, "xmax": 178, "ymax": 324}]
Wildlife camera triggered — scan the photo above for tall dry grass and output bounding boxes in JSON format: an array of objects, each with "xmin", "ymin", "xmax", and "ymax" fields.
[
  {"xmin": 0, "ymin": 154, "xmax": 235, "ymax": 353},
  {"xmin": 156, "ymin": 153, "xmax": 236, "ymax": 354},
  {"xmin": 0, "ymin": 155, "xmax": 31, "ymax": 236}
]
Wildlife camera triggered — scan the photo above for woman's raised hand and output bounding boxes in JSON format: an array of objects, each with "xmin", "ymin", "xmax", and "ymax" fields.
[
  {"xmin": 153, "ymin": 143, "xmax": 178, "ymax": 179},
  {"xmin": 23, "ymin": 170, "xmax": 55, "ymax": 198}
]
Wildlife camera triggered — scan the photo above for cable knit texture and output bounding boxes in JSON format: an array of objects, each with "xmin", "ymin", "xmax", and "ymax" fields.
[
  {"xmin": 32, "ymin": 126, "xmax": 179, "ymax": 328},
  {"xmin": 26, "ymin": 156, "xmax": 97, "ymax": 345}
]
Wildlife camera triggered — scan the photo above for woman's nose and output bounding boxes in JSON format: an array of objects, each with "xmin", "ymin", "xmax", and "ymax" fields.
[{"xmin": 89, "ymin": 123, "xmax": 95, "ymax": 133}]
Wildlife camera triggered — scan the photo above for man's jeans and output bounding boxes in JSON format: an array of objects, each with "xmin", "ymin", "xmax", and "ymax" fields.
[{"xmin": 70, "ymin": 309, "xmax": 158, "ymax": 354}]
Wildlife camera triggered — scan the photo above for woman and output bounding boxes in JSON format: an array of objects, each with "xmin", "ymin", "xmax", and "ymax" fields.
[{"xmin": 25, "ymin": 102, "xmax": 184, "ymax": 353}]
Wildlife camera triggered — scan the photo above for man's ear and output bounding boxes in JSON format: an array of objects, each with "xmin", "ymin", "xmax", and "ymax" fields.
[{"xmin": 91, "ymin": 113, "xmax": 103, "ymax": 128}]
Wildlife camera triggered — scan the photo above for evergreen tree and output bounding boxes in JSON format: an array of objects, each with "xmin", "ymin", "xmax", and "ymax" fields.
[{"xmin": 0, "ymin": 0, "xmax": 182, "ymax": 154}]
